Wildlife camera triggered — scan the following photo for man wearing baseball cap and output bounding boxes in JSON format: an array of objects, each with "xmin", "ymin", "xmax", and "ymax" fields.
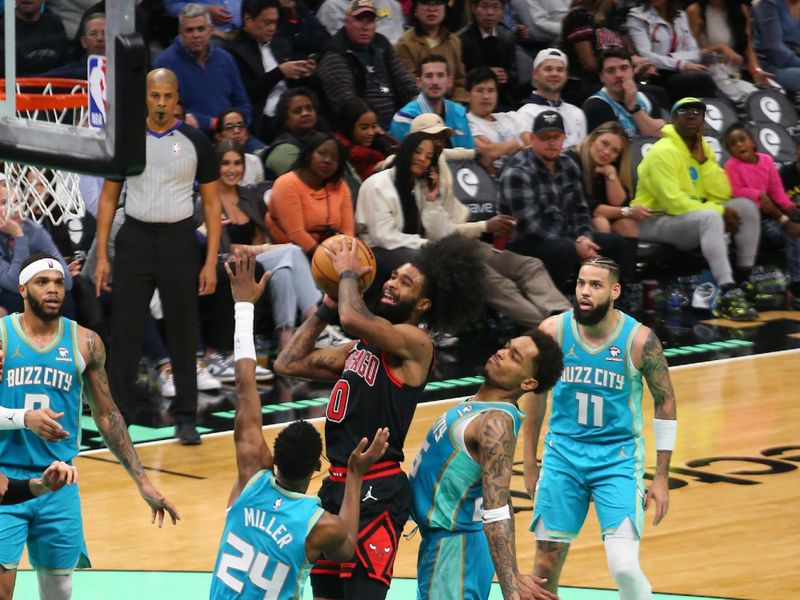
[
  {"xmin": 498, "ymin": 110, "xmax": 629, "ymax": 293},
  {"xmin": 517, "ymin": 48, "xmax": 587, "ymax": 148},
  {"xmin": 632, "ymin": 97, "xmax": 761, "ymax": 320},
  {"xmin": 317, "ymin": 0, "xmax": 417, "ymax": 129},
  {"xmin": 318, "ymin": 0, "xmax": 406, "ymax": 44}
]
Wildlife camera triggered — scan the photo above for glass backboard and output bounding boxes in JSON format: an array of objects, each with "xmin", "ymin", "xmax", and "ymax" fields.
[{"xmin": 0, "ymin": 1, "xmax": 146, "ymax": 177}]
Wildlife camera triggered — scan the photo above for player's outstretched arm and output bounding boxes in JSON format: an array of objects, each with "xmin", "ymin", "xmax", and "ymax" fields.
[
  {"xmin": 636, "ymin": 327, "xmax": 677, "ymax": 526},
  {"xmin": 476, "ymin": 411, "xmax": 558, "ymax": 600},
  {"xmin": 327, "ymin": 237, "xmax": 432, "ymax": 362},
  {"xmin": 224, "ymin": 252, "xmax": 274, "ymax": 505},
  {"xmin": 82, "ymin": 329, "xmax": 180, "ymax": 527},
  {"xmin": 274, "ymin": 294, "xmax": 353, "ymax": 382},
  {"xmin": 306, "ymin": 428, "xmax": 389, "ymax": 563}
]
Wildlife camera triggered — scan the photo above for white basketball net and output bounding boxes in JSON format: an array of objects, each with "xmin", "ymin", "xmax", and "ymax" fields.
[{"xmin": 4, "ymin": 80, "xmax": 87, "ymax": 226}]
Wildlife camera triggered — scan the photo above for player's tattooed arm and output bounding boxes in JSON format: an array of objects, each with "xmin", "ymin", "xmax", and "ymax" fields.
[
  {"xmin": 83, "ymin": 329, "xmax": 179, "ymax": 525},
  {"xmin": 478, "ymin": 412, "xmax": 524, "ymax": 599},
  {"xmin": 273, "ymin": 313, "xmax": 351, "ymax": 382},
  {"xmin": 640, "ymin": 329, "xmax": 676, "ymax": 420}
]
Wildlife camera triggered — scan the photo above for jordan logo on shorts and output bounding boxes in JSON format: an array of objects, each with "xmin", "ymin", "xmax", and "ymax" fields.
[{"xmin": 362, "ymin": 486, "xmax": 378, "ymax": 502}]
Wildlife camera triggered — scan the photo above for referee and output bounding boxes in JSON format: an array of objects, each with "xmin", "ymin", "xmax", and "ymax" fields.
[{"xmin": 95, "ymin": 68, "xmax": 222, "ymax": 445}]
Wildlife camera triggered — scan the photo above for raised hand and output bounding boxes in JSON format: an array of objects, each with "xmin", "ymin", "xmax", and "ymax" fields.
[
  {"xmin": 224, "ymin": 250, "xmax": 270, "ymax": 304},
  {"xmin": 324, "ymin": 236, "xmax": 372, "ymax": 279},
  {"xmin": 347, "ymin": 427, "xmax": 389, "ymax": 477}
]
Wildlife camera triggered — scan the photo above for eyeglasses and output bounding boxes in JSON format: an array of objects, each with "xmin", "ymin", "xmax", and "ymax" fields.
[
  {"xmin": 675, "ymin": 108, "xmax": 704, "ymax": 117},
  {"xmin": 223, "ymin": 122, "xmax": 246, "ymax": 131}
]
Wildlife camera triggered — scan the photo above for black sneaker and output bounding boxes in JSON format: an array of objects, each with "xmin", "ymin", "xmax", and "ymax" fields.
[
  {"xmin": 712, "ymin": 287, "xmax": 758, "ymax": 321},
  {"xmin": 176, "ymin": 422, "xmax": 201, "ymax": 445}
]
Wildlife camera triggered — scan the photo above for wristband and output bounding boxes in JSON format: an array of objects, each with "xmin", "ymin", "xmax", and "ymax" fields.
[
  {"xmin": 653, "ymin": 418, "xmax": 677, "ymax": 451},
  {"xmin": 315, "ymin": 303, "xmax": 337, "ymax": 324},
  {"xmin": 340, "ymin": 270, "xmax": 358, "ymax": 280},
  {"xmin": 481, "ymin": 504, "xmax": 511, "ymax": 523},
  {"xmin": 779, "ymin": 214, "xmax": 790, "ymax": 225},
  {"xmin": 233, "ymin": 302, "xmax": 256, "ymax": 361},
  {"xmin": 620, "ymin": 206, "xmax": 632, "ymax": 218},
  {"xmin": 627, "ymin": 103, "xmax": 642, "ymax": 114},
  {"xmin": 0, "ymin": 407, "xmax": 28, "ymax": 430}
]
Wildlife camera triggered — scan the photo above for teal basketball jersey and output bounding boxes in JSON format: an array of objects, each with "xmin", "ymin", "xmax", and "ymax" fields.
[
  {"xmin": 550, "ymin": 310, "xmax": 643, "ymax": 444},
  {"xmin": 409, "ymin": 400, "xmax": 524, "ymax": 532},
  {"xmin": 0, "ymin": 314, "xmax": 84, "ymax": 471},
  {"xmin": 211, "ymin": 470, "xmax": 325, "ymax": 600}
]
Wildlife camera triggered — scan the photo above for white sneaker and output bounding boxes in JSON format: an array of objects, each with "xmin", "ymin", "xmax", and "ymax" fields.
[
  {"xmin": 205, "ymin": 353, "xmax": 274, "ymax": 383},
  {"xmin": 204, "ymin": 353, "xmax": 235, "ymax": 383},
  {"xmin": 158, "ymin": 367, "xmax": 176, "ymax": 398},
  {"xmin": 316, "ymin": 325, "xmax": 353, "ymax": 348},
  {"xmin": 196, "ymin": 358, "xmax": 222, "ymax": 391}
]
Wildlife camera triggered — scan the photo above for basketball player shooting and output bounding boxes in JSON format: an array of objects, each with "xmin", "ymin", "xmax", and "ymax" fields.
[
  {"xmin": 275, "ymin": 235, "xmax": 487, "ymax": 600},
  {"xmin": 211, "ymin": 251, "xmax": 389, "ymax": 599},
  {"xmin": 0, "ymin": 253, "xmax": 179, "ymax": 600}
]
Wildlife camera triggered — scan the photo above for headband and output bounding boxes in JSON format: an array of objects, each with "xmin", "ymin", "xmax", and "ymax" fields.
[{"xmin": 19, "ymin": 258, "xmax": 65, "ymax": 286}]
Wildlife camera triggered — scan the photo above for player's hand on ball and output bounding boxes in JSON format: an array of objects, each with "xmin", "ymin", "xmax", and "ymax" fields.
[
  {"xmin": 347, "ymin": 427, "xmax": 389, "ymax": 477},
  {"xmin": 225, "ymin": 250, "xmax": 270, "ymax": 304},
  {"xmin": 42, "ymin": 461, "xmax": 77, "ymax": 491},
  {"xmin": 25, "ymin": 408, "xmax": 69, "ymax": 442},
  {"xmin": 324, "ymin": 236, "xmax": 373, "ymax": 279},
  {"xmin": 139, "ymin": 481, "xmax": 180, "ymax": 527}
]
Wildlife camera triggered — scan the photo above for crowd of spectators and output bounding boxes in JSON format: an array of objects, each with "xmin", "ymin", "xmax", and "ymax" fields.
[{"xmin": 3, "ymin": 0, "xmax": 800, "ymax": 436}]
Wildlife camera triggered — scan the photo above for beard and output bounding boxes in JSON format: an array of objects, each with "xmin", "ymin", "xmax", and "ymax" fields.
[
  {"xmin": 28, "ymin": 294, "xmax": 62, "ymax": 322},
  {"xmin": 572, "ymin": 294, "xmax": 611, "ymax": 326},
  {"xmin": 374, "ymin": 297, "xmax": 417, "ymax": 324}
]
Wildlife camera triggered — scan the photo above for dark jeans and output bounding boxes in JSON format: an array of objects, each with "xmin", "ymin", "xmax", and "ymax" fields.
[
  {"xmin": 510, "ymin": 232, "xmax": 630, "ymax": 295},
  {"xmin": 108, "ymin": 216, "xmax": 199, "ymax": 425}
]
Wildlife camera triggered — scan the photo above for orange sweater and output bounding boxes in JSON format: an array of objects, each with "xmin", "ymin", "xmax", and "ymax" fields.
[{"xmin": 266, "ymin": 171, "xmax": 355, "ymax": 253}]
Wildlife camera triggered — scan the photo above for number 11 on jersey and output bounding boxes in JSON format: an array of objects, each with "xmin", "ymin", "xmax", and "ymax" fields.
[{"xmin": 576, "ymin": 392, "xmax": 603, "ymax": 427}]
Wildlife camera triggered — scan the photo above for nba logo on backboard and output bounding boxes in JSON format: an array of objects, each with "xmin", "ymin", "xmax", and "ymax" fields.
[{"xmin": 87, "ymin": 55, "xmax": 107, "ymax": 129}]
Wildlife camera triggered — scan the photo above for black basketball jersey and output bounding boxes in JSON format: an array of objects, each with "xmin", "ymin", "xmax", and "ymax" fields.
[{"xmin": 324, "ymin": 339, "xmax": 431, "ymax": 466}]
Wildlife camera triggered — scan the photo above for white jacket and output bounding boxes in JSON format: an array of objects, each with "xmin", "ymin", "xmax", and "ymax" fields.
[
  {"xmin": 355, "ymin": 167, "xmax": 472, "ymax": 250},
  {"xmin": 509, "ymin": 0, "xmax": 569, "ymax": 43},
  {"xmin": 626, "ymin": 5, "xmax": 701, "ymax": 72}
]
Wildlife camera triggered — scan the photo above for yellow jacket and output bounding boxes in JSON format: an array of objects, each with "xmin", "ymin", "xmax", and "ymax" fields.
[{"xmin": 632, "ymin": 124, "xmax": 731, "ymax": 215}]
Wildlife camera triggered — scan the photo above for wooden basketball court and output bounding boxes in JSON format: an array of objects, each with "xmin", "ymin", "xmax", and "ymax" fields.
[{"xmin": 17, "ymin": 350, "xmax": 800, "ymax": 599}]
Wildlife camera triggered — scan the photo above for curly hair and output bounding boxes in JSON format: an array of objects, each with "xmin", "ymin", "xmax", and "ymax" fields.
[
  {"xmin": 411, "ymin": 235, "xmax": 487, "ymax": 332},
  {"xmin": 273, "ymin": 420, "xmax": 323, "ymax": 482},
  {"xmin": 522, "ymin": 328, "xmax": 564, "ymax": 394}
]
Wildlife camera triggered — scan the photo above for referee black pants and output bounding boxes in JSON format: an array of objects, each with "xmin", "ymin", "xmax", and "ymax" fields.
[{"xmin": 108, "ymin": 216, "xmax": 199, "ymax": 424}]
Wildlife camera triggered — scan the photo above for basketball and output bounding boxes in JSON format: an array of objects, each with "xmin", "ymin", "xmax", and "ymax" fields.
[{"xmin": 311, "ymin": 235, "xmax": 376, "ymax": 299}]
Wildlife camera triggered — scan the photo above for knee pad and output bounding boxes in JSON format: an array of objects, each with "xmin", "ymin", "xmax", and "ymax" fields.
[{"xmin": 36, "ymin": 571, "xmax": 73, "ymax": 600}]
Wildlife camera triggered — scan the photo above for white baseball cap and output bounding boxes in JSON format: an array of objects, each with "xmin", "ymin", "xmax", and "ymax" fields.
[{"xmin": 533, "ymin": 48, "xmax": 568, "ymax": 70}]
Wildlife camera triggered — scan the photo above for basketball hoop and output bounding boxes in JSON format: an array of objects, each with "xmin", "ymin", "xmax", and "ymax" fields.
[{"xmin": 1, "ymin": 78, "xmax": 89, "ymax": 226}]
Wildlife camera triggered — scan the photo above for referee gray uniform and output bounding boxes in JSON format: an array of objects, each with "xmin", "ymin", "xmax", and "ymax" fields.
[{"xmin": 108, "ymin": 122, "xmax": 218, "ymax": 427}]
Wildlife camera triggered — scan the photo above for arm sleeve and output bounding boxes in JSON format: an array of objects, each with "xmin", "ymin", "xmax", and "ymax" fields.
[
  {"xmin": 699, "ymin": 157, "xmax": 733, "ymax": 205},
  {"xmin": 226, "ymin": 55, "xmax": 253, "ymax": 126},
  {"xmin": 268, "ymin": 176, "xmax": 320, "ymax": 253},
  {"xmin": 565, "ymin": 161, "xmax": 594, "ymax": 238},
  {"xmin": 0, "ymin": 478, "xmax": 35, "ymax": 505},
  {"xmin": 754, "ymin": 0, "xmax": 800, "ymax": 68},
  {"xmin": 498, "ymin": 167, "xmax": 558, "ymax": 240},
  {"xmin": 582, "ymin": 98, "xmax": 618, "ymax": 133},
  {"xmin": 0, "ymin": 235, "xmax": 31, "ymax": 290},
  {"xmin": 393, "ymin": 38, "xmax": 418, "ymax": 81},
  {"xmin": 355, "ymin": 176, "xmax": 428, "ymax": 250},
  {"xmin": 627, "ymin": 13, "xmax": 681, "ymax": 71},
  {"xmin": 317, "ymin": 52, "xmax": 358, "ymax": 114},
  {"xmin": 765, "ymin": 156, "xmax": 795, "ymax": 209},
  {"xmin": 389, "ymin": 115, "xmax": 412, "ymax": 142},
  {"xmin": 164, "ymin": 0, "xmax": 194, "ymax": 17},
  {"xmin": 528, "ymin": 0, "xmax": 567, "ymax": 38},
  {"xmin": 337, "ymin": 185, "xmax": 355, "ymax": 236},
  {"xmin": 668, "ymin": 13, "xmax": 702, "ymax": 65},
  {"xmin": 724, "ymin": 160, "xmax": 763, "ymax": 203}
]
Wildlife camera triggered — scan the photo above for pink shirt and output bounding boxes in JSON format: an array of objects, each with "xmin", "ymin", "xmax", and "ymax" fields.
[{"xmin": 724, "ymin": 152, "xmax": 794, "ymax": 210}]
